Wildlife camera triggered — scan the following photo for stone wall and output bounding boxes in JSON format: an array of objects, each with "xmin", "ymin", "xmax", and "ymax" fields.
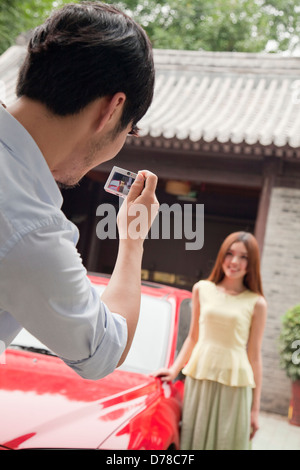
[{"xmin": 260, "ymin": 186, "xmax": 300, "ymax": 415}]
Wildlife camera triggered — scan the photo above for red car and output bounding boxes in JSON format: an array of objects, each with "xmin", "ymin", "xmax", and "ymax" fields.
[{"xmin": 0, "ymin": 274, "xmax": 192, "ymax": 450}]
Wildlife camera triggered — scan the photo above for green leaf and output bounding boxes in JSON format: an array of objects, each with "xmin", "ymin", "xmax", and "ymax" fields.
[{"xmin": 278, "ymin": 304, "xmax": 300, "ymax": 380}]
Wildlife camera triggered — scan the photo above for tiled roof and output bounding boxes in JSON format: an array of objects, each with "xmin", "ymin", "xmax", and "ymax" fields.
[
  {"xmin": 138, "ymin": 49, "xmax": 300, "ymax": 150},
  {"xmin": 1, "ymin": 45, "xmax": 300, "ymax": 152}
]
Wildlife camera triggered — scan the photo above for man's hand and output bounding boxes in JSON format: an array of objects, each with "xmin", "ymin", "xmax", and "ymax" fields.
[{"xmin": 117, "ymin": 170, "xmax": 159, "ymax": 242}]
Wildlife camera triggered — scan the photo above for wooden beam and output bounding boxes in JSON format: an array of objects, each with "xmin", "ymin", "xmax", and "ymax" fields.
[
  {"xmin": 254, "ymin": 158, "xmax": 278, "ymax": 254},
  {"xmin": 96, "ymin": 147, "xmax": 264, "ymax": 188}
]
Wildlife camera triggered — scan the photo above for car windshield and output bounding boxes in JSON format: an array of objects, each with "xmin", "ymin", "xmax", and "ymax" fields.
[{"xmin": 10, "ymin": 284, "xmax": 172, "ymax": 375}]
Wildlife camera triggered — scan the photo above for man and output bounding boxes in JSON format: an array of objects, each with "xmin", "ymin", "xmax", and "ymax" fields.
[{"xmin": 0, "ymin": 2, "xmax": 158, "ymax": 380}]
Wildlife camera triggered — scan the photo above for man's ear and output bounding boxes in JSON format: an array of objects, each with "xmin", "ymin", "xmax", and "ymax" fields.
[{"xmin": 95, "ymin": 92, "xmax": 126, "ymax": 132}]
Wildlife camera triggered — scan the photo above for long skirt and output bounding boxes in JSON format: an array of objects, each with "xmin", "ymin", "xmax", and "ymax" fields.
[{"xmin": 180, "ymin": 377, "xmax": 252, "ymax": 450}]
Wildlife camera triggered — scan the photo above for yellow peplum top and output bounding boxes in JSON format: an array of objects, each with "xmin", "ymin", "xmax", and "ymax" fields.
[{"xmin": 182, "ymin": 280, "xmax": 260, "ymax": 388}]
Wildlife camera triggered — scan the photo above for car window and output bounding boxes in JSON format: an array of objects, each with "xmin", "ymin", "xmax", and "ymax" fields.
[
  {"xmin": 176, "ymin": 298, "xmax": 192, "ymax": 355},
  {"xmin": 11, "ymin": 283, "xmax": 172, "ymax": 376},
  {"xmin": 119, "ymin": 295, "xmax": 172, "ymax": 375},
  {"xmin": 175, "ymin": 297, "xmax": 192, "ymax": 381},
  {"xmin": 93, "ymin": 284, "xmax": 172, "ymax": 374}
]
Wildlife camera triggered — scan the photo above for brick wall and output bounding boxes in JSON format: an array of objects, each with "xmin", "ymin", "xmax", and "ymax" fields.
[{"xmin": 260, "ymin": 186, "xmax": 300, "ymax": 415}]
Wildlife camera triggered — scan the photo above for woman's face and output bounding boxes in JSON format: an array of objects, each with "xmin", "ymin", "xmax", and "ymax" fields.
[{"xmin": 222, "ymin": 241, "xmax": 248, "ymax": 280}]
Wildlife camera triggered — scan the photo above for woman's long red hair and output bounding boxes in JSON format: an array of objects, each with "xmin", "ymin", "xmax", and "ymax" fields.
[{"xmin": 207, "ymin": 231, "xmax": 264, "ymax": 296}]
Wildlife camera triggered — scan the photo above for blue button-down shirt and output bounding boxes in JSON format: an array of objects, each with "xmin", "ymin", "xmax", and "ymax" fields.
[{"xmin": 0, "ymin": 104, "xmax": 127, "ymax": 380}]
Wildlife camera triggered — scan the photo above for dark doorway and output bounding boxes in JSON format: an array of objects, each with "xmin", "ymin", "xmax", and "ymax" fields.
[{"xmin": 61, "ymin": 173, "xmax": 259, "ymax": 291}]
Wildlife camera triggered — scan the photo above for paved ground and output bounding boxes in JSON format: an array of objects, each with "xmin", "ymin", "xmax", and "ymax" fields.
[{"xmin": 252, "ymin": 411, "xmax": 300, "ymax": 450}]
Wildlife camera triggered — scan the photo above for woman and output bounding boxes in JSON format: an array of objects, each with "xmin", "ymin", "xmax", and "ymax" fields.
[{"xmin": 154, "ymin": 231, "xmax": 267, "ymax": 450}]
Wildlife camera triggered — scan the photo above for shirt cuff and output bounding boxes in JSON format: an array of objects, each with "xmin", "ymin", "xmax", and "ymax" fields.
[{"xmin": 62, "ymin": 304, "xmax": 128, "ymax": 380}]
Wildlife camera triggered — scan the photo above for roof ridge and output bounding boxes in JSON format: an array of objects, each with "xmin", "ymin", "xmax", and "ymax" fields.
[{"xmin": 153, "ymin": 49, "xmax": 300, "ymax": 74}]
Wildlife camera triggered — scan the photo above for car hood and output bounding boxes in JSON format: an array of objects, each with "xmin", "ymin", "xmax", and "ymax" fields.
[{"xmin": 0, "ymin": 350, "xmax": 161, "ymax": 450}]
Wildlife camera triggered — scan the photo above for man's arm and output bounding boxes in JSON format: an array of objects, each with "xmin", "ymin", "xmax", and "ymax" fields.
[
  {"xmin": 0, "ymin": 171, "xmax": 158, "ymax": 380},
  {"xmin": 101, "ymin": 170, "xmax": 159, "ymax": 365}
]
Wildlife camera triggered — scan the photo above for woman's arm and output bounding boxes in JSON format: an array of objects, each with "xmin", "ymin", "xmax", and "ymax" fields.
[
  {"xmin": 153, "ymin": 282, "xmax": 201, "ymax": 382},
  {"xmin": 247, "ymin": 296, "xmax": 268, "ymax": 439}
]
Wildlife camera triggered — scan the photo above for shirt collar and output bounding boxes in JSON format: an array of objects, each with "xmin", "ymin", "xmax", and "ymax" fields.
[{"xmin": 0, "ymin": 103, "xmax": 63, "ymax": 208}]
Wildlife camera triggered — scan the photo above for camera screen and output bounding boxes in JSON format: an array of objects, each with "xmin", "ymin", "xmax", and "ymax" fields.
[{"xmin": 107, "ymin": 170, "xmax": 135, "ymax": 196}]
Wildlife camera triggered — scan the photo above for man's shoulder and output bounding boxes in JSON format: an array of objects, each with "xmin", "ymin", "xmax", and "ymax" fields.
[{"xmin": 0, "ymin": 140, "xmax": 69, "ymax": 255}]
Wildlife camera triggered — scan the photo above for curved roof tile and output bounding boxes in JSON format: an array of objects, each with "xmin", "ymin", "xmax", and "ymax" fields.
[
  {"xmin": 1, "ymin": 46, "xmax": 299, "ymax": 149},
  {"xmin": 138, "ymin": 49, "xmax": 300, "ymax": 149}
]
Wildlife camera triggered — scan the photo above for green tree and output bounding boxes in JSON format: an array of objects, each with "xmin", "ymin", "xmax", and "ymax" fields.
[
  {"xmin": 0, "ymin": 0, "xmax": 78, "ymax": 54},
  {"xmin": 109, "ymin": 0, "xmax": 300, "ymax": 52},
  {"xmin": 1, "ymin": 0, "xmax": 300, "ymax": 54}
]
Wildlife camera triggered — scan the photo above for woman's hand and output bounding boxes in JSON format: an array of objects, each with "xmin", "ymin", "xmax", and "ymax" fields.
[
  {"xmin": 152, "ymin": 367, "xmax": 178, "ymax": 382},
  {"xmin": 250, "ymin": 409, "xmax": 260, "ymax": 440}
]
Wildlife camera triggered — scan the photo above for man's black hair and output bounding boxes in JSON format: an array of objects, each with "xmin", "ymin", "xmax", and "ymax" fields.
[{"xmin": 16, "ymin": 1, "xmax": 155, "ymax": 130}]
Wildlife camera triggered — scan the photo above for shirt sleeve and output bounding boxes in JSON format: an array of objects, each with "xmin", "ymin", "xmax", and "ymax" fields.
[{"xmin": 0, "ymin": 218, "xmax": 128, "ymax": 380}]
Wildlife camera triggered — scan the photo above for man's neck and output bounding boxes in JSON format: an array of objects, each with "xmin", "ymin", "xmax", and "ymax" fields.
[{"xmin": 7, "ymin": 97, "xmax": 92, "ymax": 182}]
